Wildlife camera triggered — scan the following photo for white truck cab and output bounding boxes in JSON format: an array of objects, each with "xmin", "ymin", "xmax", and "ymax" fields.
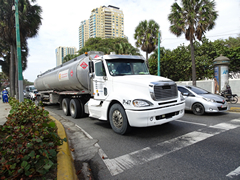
[{"xmin": 87, "ymin": 54, "xmax": 185, "ymax": 134}]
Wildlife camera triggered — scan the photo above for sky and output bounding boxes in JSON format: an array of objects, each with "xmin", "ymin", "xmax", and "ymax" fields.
[{"xmin": 9, "ymin": 0, "xmax": 240, "ymax": 82}]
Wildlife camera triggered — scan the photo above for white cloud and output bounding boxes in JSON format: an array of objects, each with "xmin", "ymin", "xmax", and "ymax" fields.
[{"xmin": 22, "ymin": 0, "xmax": 240, "ymax": 82}]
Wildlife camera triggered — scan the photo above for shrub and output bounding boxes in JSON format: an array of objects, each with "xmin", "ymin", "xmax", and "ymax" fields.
[{"xmin": 0, "ymin": 98, "xmax": 66, "ymax": 179}]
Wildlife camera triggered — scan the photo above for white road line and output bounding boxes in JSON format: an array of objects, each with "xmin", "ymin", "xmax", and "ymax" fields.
[
  {"xmin": 226, "ymin": 166, "xmax": 240, "ymax": 178},
  {"xmin": 76, "ymin": 119, "xmax": 240, "ymax": 177},
  {"xmin": 175, "ymin": 119, "xmax": 207, "ymax": 127}
]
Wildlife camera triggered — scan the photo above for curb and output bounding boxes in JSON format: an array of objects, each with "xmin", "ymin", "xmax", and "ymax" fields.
[
  {"xmin": 50, "ymin": 115, "xmax": 77, "ymax": 180},
  {"xmin": 229, "ymin": 107, "xmax": 240, "ymax": 113}
]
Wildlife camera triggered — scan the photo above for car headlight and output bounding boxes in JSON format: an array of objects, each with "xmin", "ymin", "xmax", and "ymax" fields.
[
  {"xmin": 202, "ymin": 97, "xmax": 216, "ymax": 102},
  {"xmin": 132, "ymin": 99, "xmax": 153, "ymax": 107}
]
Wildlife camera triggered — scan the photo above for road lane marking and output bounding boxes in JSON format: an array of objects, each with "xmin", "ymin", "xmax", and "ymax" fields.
[
  {"xmin": 76, "ymin": 119, "xmax": 240, "ymax": 176},
  {"xmin": 226, "ymin": 166, "xmax": 240, "ymax": 178},
  {"xmin": 175, "ymin": 119, "xmax": 208, "ymax": 127}
]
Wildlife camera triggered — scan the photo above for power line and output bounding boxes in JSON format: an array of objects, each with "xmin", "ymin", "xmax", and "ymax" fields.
[{"xmin": 162, "ymin": 32, "xmax": 239, "ymax": 41}]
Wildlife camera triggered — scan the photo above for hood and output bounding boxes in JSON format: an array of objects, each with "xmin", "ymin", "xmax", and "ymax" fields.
[
  {"xmin": 113, "ymin": 75, "xmax": 173, "ymax": 86},
  {"xmin": 200, "ymin": 93, "xmax": 225, "ymax": 102}
]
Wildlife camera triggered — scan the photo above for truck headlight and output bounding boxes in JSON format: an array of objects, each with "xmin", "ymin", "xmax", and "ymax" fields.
[
  {"xmin": 132, "ymin": 99, "xmax": 153, "ymax": 107},
  {"xmin": 203, "ymin": 97, "xmax": 215, "ymax": 102}
]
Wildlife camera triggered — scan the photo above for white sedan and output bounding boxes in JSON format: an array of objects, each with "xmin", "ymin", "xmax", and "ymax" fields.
[{"xmin": 177, "ymin": 85, "xmax": 229, "ymax": 115}]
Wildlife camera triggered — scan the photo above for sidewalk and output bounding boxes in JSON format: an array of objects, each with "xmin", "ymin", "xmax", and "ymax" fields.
[{"xmin": 0, "ymin": 101, "xmax": 10, "ymax": 125}]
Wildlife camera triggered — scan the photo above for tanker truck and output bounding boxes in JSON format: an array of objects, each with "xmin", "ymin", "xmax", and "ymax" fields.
[{"xmin": 34, "ymin": 51, "xmax": 185, "ymax": 134}]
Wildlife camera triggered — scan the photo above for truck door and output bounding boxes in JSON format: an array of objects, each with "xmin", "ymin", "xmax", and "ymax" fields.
[{"xmin": 92, "ymin": 60, "xmax": 108, "ymax": 100}]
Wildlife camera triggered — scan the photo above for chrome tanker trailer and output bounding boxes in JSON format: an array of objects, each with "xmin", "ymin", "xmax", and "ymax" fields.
[{"xmin": 35, "ymin": 51, "xmax": 185, "ymax": 134}]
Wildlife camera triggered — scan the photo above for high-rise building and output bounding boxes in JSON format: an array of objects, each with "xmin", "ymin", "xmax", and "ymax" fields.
[
  {"xmin": 79, "ymin": 20, "xmax": 89, "ymax": 49},
  {"xmin": 55, "ymin": 46, "xmax": 77, "ymax": 66},
  {"xmin": 79, "ymin": 5, "xmax": 124, "ymax": 50}
]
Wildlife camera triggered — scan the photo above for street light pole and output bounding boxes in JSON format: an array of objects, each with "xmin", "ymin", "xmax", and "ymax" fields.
[
  {"xmin": 158, "ymin": 32, "xmax": 161, "ymax": 76},
  {"xmin": 14, "ymin": 0, "xmax": 24, "ymax": 102}
]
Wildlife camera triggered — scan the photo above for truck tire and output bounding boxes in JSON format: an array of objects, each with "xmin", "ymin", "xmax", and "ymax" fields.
[
  {"xmin": 70, "ymin": 99, "xmax": 81, "ymax": 118},
  {"xmin": 62, "ymin": 98, "xmax": 70, "ymax": 116},
  {"xmin": 109, "ymin": 103, "xmax": 131, "ymax": 135}
]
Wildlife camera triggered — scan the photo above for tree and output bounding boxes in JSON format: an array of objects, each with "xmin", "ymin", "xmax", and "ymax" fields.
[
  {"xmin": 62, "ymin": 54, "xmax": 78, "ymax": 64},
  {"xmin": 74, "ymin": 37, "xmax": 139, "ymax": 63},
  {"xmin": 0, "ymin": 0, "xmax": 42, "ymax": 97},
  {"xmin": 134, "ymin": 20, "xmax": 160, "ymax": 67},
  {"xmin": 224, "ymin": 34, "xmax": 240, "ymax": 48},
  {"xmin": 168, "ymin": 0, "xmax": 218, "ymax": 86},
  {"xmin": 114, "ymin": 42, "xmax": 140, "ymax": 55}
]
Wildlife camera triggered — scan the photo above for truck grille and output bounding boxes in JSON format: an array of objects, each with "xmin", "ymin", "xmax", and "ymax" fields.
[{"xmin": 150, "ymin": 81, "xmax": 178, "ymax": 101}]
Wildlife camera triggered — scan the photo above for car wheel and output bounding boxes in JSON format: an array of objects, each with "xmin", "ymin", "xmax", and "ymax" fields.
[
  {"xmin": 69, "ymin": 99, "xmax": 81, "ymax": 118},
  {"xmin": 62, "ymin": 98, "xmax": 70, "ymax": 116},
  {"xmin": 109, "ymin": 103, "xmax": 131, "ymax": 135},
  {"xmin": 192, "ymin": 103, "xmax": 205, "ymax": 115}
]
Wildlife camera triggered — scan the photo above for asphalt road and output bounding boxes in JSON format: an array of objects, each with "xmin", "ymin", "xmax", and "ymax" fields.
[{"xmin": 46, "ymin": 104, "xmax": 240, "ymax": 180}]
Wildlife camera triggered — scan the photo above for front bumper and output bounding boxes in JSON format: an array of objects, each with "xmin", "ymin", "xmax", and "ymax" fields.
[
  {"xmin": 126, "ymin": 102, "xmax": 185, "ymax": 127},
  {"xmin": 204, "ymin": 101, "xmax": 229, "ymax": 113}
]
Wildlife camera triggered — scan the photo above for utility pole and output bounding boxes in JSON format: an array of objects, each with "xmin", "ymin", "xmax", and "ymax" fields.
[
  {"xmin": 14, "ymin": 0, "xmax": 24, "ymax": 102},
  {"xmin": 158, "ymin": 32, "xmax": 161, "ymax": 76}
]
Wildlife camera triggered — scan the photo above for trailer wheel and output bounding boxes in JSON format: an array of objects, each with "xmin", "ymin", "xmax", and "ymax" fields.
[
  {"xmin": 70, "ymin": 99, "xmax": 81, "ymax": 118},
  {"xmin": 62, "ymin": 98, "xmax": 70, "ymax": 116},
  {"xmin": 109, "ymin": 103, "xmax": 131, "ymax": 135}
]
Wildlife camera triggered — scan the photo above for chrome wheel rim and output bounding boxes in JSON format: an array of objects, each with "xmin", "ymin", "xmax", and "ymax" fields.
[
  {"xmin": 63, "ymin": 101, "xmax": 67, "ymax": 113},
  {"xmin": 70, "ymin": 103, "xmax": 75, "ymax": 115},
  {"xmin": 112, "ymin": 110, "xmax": 123, "ymax": 128}
]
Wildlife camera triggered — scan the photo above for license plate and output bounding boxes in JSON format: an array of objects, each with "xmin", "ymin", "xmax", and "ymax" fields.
[{"xmin": 221, "ymin": 105, "xmax": 227, "ymax": 108}]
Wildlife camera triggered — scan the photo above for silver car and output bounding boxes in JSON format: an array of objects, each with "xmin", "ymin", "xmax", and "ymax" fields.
[{"xmin": 177, "ymin": 85, "xmax": 229, "ymax": 115}]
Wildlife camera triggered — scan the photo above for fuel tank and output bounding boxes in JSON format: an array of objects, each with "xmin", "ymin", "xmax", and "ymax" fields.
[{"xmin": 34, "ymin": 51, "xmax": 104, "ymax": 91}]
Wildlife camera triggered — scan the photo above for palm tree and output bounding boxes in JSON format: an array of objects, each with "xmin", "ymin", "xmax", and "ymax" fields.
[
  {"xmin": 0, "ymin": 0, "xmax": 42, "ymax": 96},
  {"xmin": 134, "ymin": 20, "xmax": 160, "ymax": 67},
  {"xmin": 168, "ymin": 0, "xmax": 218, "ymax": 86}
]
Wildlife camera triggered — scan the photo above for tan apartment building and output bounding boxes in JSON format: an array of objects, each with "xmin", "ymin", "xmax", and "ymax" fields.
[
  {"xmin": 79, "ymin": 20, "xmax": 89, "ymax": 49},
  {"xmin": 55, "ymin": 46, "xmax": 77, "ymax": 66},
  {"xmin": 79, "ymin": 5, "xmax": 124, "ymax": 49}
]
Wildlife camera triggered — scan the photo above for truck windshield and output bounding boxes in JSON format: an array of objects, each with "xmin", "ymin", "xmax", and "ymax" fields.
[{"xmin": 106, "ymin": 59, "xmax": 149, "ymax": 76}]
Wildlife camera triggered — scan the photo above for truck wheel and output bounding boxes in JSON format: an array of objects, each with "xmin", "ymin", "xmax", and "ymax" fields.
[
  {"xmin": 109, "ymin": 103, "xmax": 131, "ymax": 135},
  {"xmin": 70, "ymin": 99, "xmax": 81, "ymax": 118},
  {"xmin": 62, "ymin": 98, "xmax": 70, "ymax": 116}
]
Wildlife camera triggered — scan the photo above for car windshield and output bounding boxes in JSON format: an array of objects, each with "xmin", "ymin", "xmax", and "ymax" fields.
[
  {"xmin": 106, "ymin": 59, "xmax": 149, "ymax": 76},
  {"xmin": 29, "ymin": 86, "xmax": 36, "ymax": 91},
  {"xmin": 186, "ymin": 86, "xmax": 210, "ymax": 94}
]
